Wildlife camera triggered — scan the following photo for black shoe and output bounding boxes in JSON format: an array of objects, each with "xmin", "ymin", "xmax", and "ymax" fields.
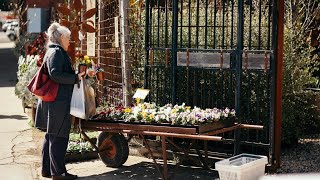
[
  {"xmin": 52, "ymin": 172, "xmax": 78, "ymax": 180},
  {"xmin": 65, "ymin": 172, "xmax": 78, "ymax": 179},
  {"xmin": 41, "ymin": 172, "xmax": 52, "ymax": 178}
]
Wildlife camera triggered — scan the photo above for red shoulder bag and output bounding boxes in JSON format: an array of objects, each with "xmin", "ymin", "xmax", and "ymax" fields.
[{"xmin": 27, "ymin": 62, "xmax": 59, "ymax": 102}]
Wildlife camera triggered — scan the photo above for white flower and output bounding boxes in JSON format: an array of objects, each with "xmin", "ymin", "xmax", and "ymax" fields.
[
  {"xmin": 230, "ymin": 109, "xmax": 236, "ymax": 116},
  {"xmin": 164, "ymin": 107, "xmax": 172, "ymax": 115},
  {"xmin": 224, "ymin": 107, "xmax": 230, "ymax": 114},
  {"xmin": 133, "ymin": 106, "xmax": 141, "ymax": 115}
]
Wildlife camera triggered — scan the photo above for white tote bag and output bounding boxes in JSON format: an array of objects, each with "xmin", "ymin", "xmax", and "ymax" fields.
[{"xmin": 70, "ymin": 78, "xmax": 96, "ymax": 120}]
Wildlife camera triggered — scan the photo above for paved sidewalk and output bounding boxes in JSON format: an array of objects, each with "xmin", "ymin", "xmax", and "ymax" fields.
[{"xmin": 0, "ymin": 33, "xmax": 38, "ymax": 180}]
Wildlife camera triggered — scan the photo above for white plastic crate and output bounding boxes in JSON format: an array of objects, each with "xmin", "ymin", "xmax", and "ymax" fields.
[{"xmin": 215, "ymin": 153, "xmax": 268, "ymax": 180}]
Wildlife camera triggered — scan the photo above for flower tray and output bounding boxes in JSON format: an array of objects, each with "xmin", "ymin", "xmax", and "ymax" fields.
[{"xmin": 88, "ymin": 117, "xmax": 236, "ymax": 134}]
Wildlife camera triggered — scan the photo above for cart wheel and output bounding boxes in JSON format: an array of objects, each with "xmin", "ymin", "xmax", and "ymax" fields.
[{"xmin": 97, "ymin": 132, "xmax": 129, "ymax": 167}]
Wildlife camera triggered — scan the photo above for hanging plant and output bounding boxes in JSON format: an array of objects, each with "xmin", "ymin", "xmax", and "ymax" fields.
[{"xmin": 56, "ymin": 0, "xmax": 97, "ymax": 43}]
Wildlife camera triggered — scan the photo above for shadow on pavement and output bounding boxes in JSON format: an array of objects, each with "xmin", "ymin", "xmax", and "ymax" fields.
[
  {"xmin": 0, "ymin": 115, "xmax": 27, "ymax": 120},
  {"xmin": 78, "ymin": 161, "xmax": 218, "ymax": 180}
]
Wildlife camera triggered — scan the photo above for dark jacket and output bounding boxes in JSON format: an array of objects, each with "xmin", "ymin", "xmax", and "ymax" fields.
[{"xmin": 35, "ymin": 44, "xmax": 78, "ymax": 138}]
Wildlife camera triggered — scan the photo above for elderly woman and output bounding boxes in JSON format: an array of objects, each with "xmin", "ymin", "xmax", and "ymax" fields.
[{"xmin": 35, "ymin": 22, "xmax": 85, "ymax": 180}]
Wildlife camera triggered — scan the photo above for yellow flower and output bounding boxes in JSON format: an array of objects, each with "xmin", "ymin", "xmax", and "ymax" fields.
[
  {"xmin": 172, "ymin": 109, "xmax": 177, "ymax": 114},
  {"xmin": 124, "ymin": 108, "xmax": 131, "ymax": 113},
  {"xmin": 149, "ymin": 114, "xmax": 155, "ymax": 119},
  {"xmin": 84, "ymin": 55, "xmax": 89, "ymax": 60},
  {"xmin": 186, "ymin": 106, "xmax": 191, "ymax": 110},
  {"xmin": 141, "ymin": 104, "xmax": 145, "ymax": 110},
  {"xmin": 142, "ymin": 112, "xmax": 147, "ymax": 119}
]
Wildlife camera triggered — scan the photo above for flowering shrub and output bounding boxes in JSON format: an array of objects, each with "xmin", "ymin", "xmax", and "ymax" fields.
[
  {"xmin": 94, "ymin": 103, "xmax": 236, "ymax": 126},
  {"xmin": 75, "ymin": 52, "xmax": 93, "ymax": 66},
  {"xmin": 96, "ymin": 105, "xmax": 126, "ymax": 120},
  {"xmin": 15, "ymin": 55, "xmax": 40, "ymax": 107},
  {"xmin": 86, "ymin": 63, "xmax": 104, "ymax": 78},
  {"xmin": 93, "ymin": 63, "xmax": 104, "ymax": 73},
  {"xmin": 14, "ymin": 32, "xmax": 47, "ymax": 108}
]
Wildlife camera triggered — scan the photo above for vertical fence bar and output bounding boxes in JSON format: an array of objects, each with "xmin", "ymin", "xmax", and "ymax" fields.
[
  {"xmin": 150, "ymin": 3, "xmax": 153, "ymax": 47},
  {"xmin": 157, "ymin": 0, "xmax": 160, "ymax": 47},
  {"xmin": 196, "ymin": 0, "xmax": 200, "ymax": 48},
  {"xmin": 230, "ymin": 1, "xmax": 234, "ymax": 49},
  {"xmin": 213, "ymin": 0, "xmax": 217, "ymax": 48},
  {"xmin": 188, "ymin": 0, "xmax": 191, "ymax": 48},
  {"xmin": 180, "ymin": 0, "xmax": 183, "ymax": 48},
  {"xmin": 205, "ymin": 0, "xmax": 208, "ymax": 49},
  {"xmin": 267, "ymin": 0, "xmax": 272, "ymax": 49},
  {"xmin": 256, "ymin": 74, "xmax": 261, "ymax": 122},
  {"xmin": 274, "ymin": 0, "xmax": 284, "ymax": 169},
  {"xmin": 249, "ymin": 0, "xmax": 252, "ymax": 49},
  {"xmin": 269, "ymin": 0, "xmax": 277, "ymax": 167},
  {"xmin": 222, "ymin": 2, "xmax": 225, "ymax": 48},
  {"xmin": 258, "ymin": 0, "xmax": 262, "ymax": 49},
  {"xmin": 234, "ymin": 0, "xmax": 244, "ymax": 155},
  {"xmin": 247, "ymin": 72, "xmax": 251, "ymax": 121},
  {"xmin": 186, "ymin": 48, "xmax": 190, "ymax": 105},
  {"xmin": 144, "ymin": 0, "xmax": 150, "ymax": 89},
  {"xmin": 172, "ymin": 0, "xmax": 178, "ymax": 105},
  {"xmin": 165, "ymin": 0, "xmax": 168, "ymax": 48}
]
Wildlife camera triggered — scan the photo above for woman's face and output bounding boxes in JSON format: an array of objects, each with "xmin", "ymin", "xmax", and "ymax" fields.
[{"xmin": 60, "ymin": 35, "xmax": 70, "ymax": 51}]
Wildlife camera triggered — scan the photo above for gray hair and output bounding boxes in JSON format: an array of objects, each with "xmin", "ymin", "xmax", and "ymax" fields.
[{"xmin": 46, "ymin": 22, "xmax": 71, "ymax": 47}]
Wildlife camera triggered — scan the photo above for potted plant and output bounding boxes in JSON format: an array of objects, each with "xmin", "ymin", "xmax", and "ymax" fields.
[
  {"xmin": 15, "ymin": 33, "xmax": 47, "ymax": 115},
  {"xmin": 94, "ymin": 63, "xmax": 105, "ymax": 81},
  {"xmin": 75, "ymin": 52, "xmax": 92, "ymax": 74}
]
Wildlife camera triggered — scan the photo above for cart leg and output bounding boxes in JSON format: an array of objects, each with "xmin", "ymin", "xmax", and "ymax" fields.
[
  {"xmin": 204, "ymin": 140, "xmax": 209, "ymax": 169},
  {"xmin": 140, "ymin": 135, "xmax": 164, "ymax": 179},
  {"xmin": 80, "ymin": 130, "xmax": 100, "ymax": 151},
  {"xmin": 161, "ymin": 136, "xmax": 168, "ymax": 180}
]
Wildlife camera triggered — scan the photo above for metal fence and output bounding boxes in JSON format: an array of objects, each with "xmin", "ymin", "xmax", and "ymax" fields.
[
  {"xmin": 143, "ymin": 0, "xmax": 282, "ymax": 167},
  {"xmin": 89, "ymin": 0, "xmax": 283, "ymax": 169}
]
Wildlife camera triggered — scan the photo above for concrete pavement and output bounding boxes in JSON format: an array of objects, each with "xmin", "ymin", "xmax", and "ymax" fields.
[{"xmin": 0, "ymin": 32, "xmax": 37, "ymax": 180}]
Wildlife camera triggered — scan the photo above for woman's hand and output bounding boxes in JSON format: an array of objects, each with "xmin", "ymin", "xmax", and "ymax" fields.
[{"xmin": 77, "ymin": 71, "xmax": 86, "ymax": 80}]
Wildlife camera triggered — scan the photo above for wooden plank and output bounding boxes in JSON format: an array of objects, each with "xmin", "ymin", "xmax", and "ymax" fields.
[
  {"xmin": 79, "ymin": 120, "xmax": 197, "ymax": 134},
  {"xmin": 177, "ymin": 52, "xmax": 231, "ymax": 68},
  {"xmin": 108, "ymin": 129, "xmax": 224, "ymax": 141},
  {"xmin": 197, "ymin": 118, "xmax": 236, "ymax": 133}
]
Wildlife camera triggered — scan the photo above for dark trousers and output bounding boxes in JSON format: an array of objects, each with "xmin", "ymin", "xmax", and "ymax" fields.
[{"xmin": 42, "ymin": 133, "xmax": 69, "ymax": 176}]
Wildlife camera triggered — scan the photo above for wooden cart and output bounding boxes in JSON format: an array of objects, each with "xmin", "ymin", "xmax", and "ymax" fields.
[{"xmin": 74, "ymin": 118, "xmax": 263, "ymax": 180}]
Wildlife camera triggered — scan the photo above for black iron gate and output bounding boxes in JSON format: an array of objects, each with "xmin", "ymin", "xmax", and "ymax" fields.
[{"xmin": 144, "ymin": 0, "xmax": 283, "ymax": 169}]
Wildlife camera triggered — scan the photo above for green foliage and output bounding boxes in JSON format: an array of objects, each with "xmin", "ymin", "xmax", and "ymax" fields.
[
  {"xmin": 15, "ymin": 55, "xmax": 39, "ymax": 107},
  {"xmin": 67, "ymin": 132, "xmax": 98, "ymax": 154},
  {"xmin": 281, "ymin": 1, "xmax": 320, "ymax": 146},
  {"xmin": 12, "ymin": 33, "xmax": 38, "ymax": 58},
  {"xmin": 282, "ymin": 91, "xmax": 319, "ymax": 146}
]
